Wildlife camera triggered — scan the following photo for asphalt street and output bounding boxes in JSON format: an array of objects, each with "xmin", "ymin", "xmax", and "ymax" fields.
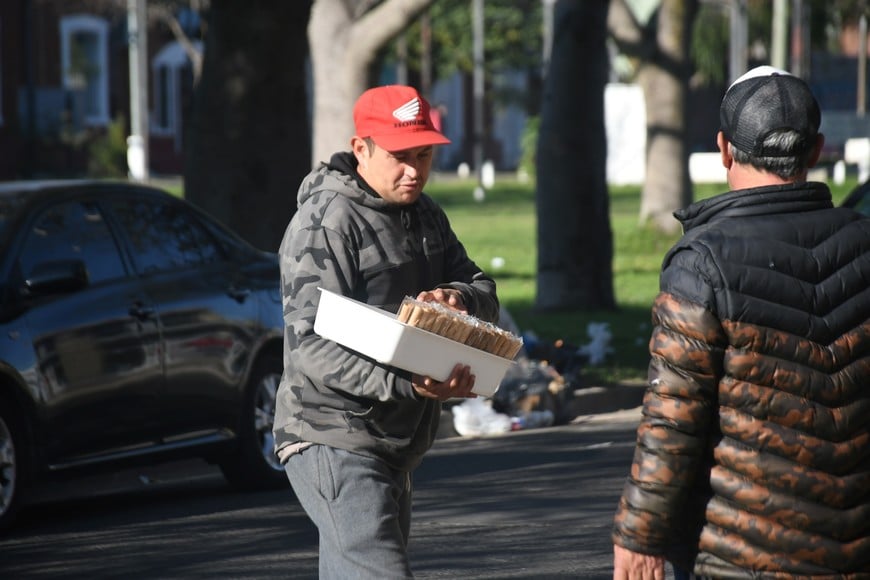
[{"xmin": 0, "ymin": 404, "xmax": 656, "ymax": 580}]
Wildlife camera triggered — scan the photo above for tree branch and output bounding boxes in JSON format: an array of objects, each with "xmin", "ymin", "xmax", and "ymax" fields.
[
  {"xmin": 347, "ymin": 0, "xmax": 435, "ymax": 70},
  {"xmin": 607, "ymin": 0, "xmax": 654, "ymax": 60},
  {"xmin": 149, "ymin": 4, "xmax": 204, "ymax": 83}
]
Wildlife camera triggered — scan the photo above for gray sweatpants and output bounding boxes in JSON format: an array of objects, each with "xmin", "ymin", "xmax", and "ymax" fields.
[{"xmin": 285, "ymin": 444, "xmax": 414, "ymax": 579}]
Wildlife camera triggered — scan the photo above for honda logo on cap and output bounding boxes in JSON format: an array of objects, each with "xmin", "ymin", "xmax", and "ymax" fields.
[{"xmin": 392, "ymin": 98, "xmax": 421, "ymax": 122}]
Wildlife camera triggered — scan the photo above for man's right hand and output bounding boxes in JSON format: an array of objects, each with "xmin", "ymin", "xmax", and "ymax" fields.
[
  {"xmin": 612, "ymin": 544, "xmax": 665, "ymax": 580},
  {"xmin": 412, "ymin": 364, "xmax": 476, "ymax": 401}
]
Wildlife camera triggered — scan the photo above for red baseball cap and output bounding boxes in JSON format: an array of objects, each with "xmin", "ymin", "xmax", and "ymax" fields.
[{"xmin": 353, "ymin": 85, "xmax": 450, "ymax": 152}]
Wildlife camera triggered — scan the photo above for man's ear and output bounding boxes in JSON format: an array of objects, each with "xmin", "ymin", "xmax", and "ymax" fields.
[
  {"xmin": 351, "ymin": 136, "xmax": 368, "ymax": 168},
  {"xmin": 807, "ymin": 133, "xmax": 825, "ymax": 168},
  {"xmin": 717, "ymin": 131, "xmax": 733, "ymax": 169}
]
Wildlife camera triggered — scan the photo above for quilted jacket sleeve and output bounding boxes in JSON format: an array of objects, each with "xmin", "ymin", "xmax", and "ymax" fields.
[{"xmin": 612, "ymin": 247, "xmax": 726, "ymax": 555}]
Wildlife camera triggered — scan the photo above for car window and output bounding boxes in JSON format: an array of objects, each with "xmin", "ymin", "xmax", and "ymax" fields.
[
  {"xmin": 109, "ymin": 197, "xmax": 225, "ymax": 274},
  {"xmin": 19, "ymin": 200, "xmax": 127, "ymax": 285},
  {"xmin": 851, "ymin": 195, "xmax": 870, "ymax": 217},
  {"xmin": 0, "ymin": 197, "xmax": 22, "ymax": 242}
]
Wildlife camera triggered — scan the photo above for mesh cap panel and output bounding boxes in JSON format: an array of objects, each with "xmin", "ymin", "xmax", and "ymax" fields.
[{"xmin": 720, "ymin": 69, "xmax": 820, "ymax": 157}]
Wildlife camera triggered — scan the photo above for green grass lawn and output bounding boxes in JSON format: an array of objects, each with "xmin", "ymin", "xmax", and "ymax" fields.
[{"xmin": 426, "ymin": 173, "xmax": 860, "ymax": 385}]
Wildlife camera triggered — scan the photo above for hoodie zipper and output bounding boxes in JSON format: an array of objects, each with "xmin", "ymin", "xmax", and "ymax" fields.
[{"xmin": 401, "ymin": 207, "xmax": 429, "ymax": 258}]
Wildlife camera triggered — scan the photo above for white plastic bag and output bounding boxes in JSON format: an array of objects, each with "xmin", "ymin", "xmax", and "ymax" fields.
[{"xmin": 451, "ymin": 398, "xmax": 512, "ymax": 437}]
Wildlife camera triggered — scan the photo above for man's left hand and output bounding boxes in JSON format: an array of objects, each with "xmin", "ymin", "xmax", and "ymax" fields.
[{"xmin": 412, "ymin": 364, "xmax": 476, "ymax": 401}]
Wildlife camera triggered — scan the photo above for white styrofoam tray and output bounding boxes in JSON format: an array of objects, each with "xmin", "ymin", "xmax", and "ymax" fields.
[{"xmin": 313, "ymin": 288, "xmax": 512, "ymax": 397}]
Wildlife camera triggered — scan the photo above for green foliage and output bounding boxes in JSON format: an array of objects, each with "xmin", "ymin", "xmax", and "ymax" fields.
[
  {"xmin": 87, "ymin": 115, "xmax": 129, "ymax": 178},
  {"xmin": 691, "ymin": 4, "xmax": 730, "ymax": 86},
  {"xmin": 747, "ymin": 0, "xmax": 773, "ymax": 46},
  {"xmin": 690, "ymin": 0, "xmax": 864, "ymax": 87},
  {"xmin": 830, "ymin": 0, "xmax": 870, "ymax": 22},
  {"xmin": 519, "ymin": 115, "xmax": 539, "ymax": 180},
  {"xmin": 394, "ymin": 1, "xmax": 543, "ymax": 82},
  {"xmin": 689, "ymin": 0, "xmax": 781, "ymax": 87}
]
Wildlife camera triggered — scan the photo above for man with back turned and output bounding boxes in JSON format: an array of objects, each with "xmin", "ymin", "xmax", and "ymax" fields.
[{"xmin": 612, "ymin": 66, "xmax": 870, "ymax": 579}]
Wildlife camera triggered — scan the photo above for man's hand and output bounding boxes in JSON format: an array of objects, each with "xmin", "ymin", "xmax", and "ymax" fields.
[
  {"xmin": 416, "ymin": 288, "xmax": 466, "ymax": 313},
  {"xmin": 612, "ymin": 545, "xmax": 666, "ymax": 580},
  {"xmin": 412, "ymin": 364, "xmax": 476, "ymax": 401}
]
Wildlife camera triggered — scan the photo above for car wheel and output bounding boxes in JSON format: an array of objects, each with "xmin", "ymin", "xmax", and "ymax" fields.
[
  {"xmin": 0, "ymin": 398, "xmax": 27, "ymax": 534},
  {"xmin": 219, "ymin": 353, "xmax": 288, "ymax": 490}
]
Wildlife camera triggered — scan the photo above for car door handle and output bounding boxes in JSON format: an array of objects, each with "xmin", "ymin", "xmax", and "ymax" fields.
[
  {"xmin": 129, "ymin": 303, "xmax": 155, "ymax": 320},
  {"xmin": 227, "ymin": 286, "xmax": 251, "ymax": 303}
]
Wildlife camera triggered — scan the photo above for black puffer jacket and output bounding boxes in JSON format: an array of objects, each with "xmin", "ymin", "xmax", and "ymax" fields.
[{"xmin": 613, "ymin": 182, "xmax": 870, "ymax": 579}]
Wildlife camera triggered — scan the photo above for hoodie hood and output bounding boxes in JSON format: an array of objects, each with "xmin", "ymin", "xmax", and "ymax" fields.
[{"xmin": 297, "ymin": 151, "xmax": 392, "ymax": 212}]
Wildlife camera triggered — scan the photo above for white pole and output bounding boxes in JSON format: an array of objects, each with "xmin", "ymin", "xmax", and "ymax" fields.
[
  {"xmin": 542, "ymin": 0, "xmax": 555, "ymax": 78},
  {"xmin": 790, "ymin": 0, "xmax": 807, "ymax": 77},
  {"xmin": 472, "ymin": 0, "xmax": 485, "ymax": 199},
  {"xmin": 859, "ymin": 13, "xmax": 867, "ymax": 116},
  {"xmin": 729, "ymin": 0, "xmax": 748, "ymax": 83},
  {"xmin": 396, "ymin": 33, "xmax": 408, "ymax": 86},
  {"xmin": 772, "ymin": 0, "xmax": 788, "ymax": 70},
  {"xmin": 127, "ymin": 0, "xmax": 149, "ymax": 181}
]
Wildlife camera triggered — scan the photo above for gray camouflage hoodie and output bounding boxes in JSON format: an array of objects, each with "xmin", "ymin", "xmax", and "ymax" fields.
[{"xmin": 273, "ymin": 152, "xmax": 499, "ymax": 471}]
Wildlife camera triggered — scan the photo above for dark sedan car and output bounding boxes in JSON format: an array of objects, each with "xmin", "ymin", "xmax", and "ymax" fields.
[
  {"xmin": 0, "ymin": 180, "xmax": 286, "ymax": 533},
  {"xmin": 842, "ymin": 179, "xmax": 870, "ymax": 216}
]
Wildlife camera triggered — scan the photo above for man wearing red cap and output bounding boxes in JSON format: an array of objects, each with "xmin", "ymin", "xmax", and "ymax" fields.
[
  {"xmin": 612, "ymin": 66, "xmax": 870, "ymax": 579},
  {"xmin": 272, "ymin": 85, "xmax": 499, "ymax": 578}
]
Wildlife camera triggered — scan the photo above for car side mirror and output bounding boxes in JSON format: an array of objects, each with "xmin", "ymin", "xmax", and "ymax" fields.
[{"xmin": 22, "ymin": 259, "xmax": 89, "ymax": 296}]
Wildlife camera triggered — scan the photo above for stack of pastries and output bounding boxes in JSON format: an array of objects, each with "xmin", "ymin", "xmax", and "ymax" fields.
[{"xmin": 396, "ymin": 297, "xmax": 523, "ymax": 360}]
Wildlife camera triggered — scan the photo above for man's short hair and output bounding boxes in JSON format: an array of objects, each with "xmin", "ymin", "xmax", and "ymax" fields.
[{"xmin": 729, "ymin": 130, "xmax": 814, "ymax": 180}]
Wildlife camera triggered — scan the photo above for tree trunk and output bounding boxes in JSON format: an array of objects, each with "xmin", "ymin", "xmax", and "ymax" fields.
[
  {"xmin": 308, "ymin": 0, "xmax": 437, "ymax": 166},
  {"xmin": 308, "ymin": 0, "xmax": 355, "ymax": 166},
  {"xmin": 637, "ymin": 0, "xmax": 697, "ymax": 234},
  {"xmin": 183, "ymin": 0, "xmax": 312, "ymax": 252},
  {"xmin": 535, "ymin": 0, "xmax": 615, "ymax": 311}
]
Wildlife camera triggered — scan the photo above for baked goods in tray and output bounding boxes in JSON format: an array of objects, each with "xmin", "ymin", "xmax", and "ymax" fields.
[{"xmin": 396, "ymin": 297, "xmax": 523, "ymax": 360}]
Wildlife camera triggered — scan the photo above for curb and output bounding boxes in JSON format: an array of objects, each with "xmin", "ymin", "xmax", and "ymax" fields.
[{"xmin": 568, "ymin": 383, "xmax": 647, "ymax": 417}]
